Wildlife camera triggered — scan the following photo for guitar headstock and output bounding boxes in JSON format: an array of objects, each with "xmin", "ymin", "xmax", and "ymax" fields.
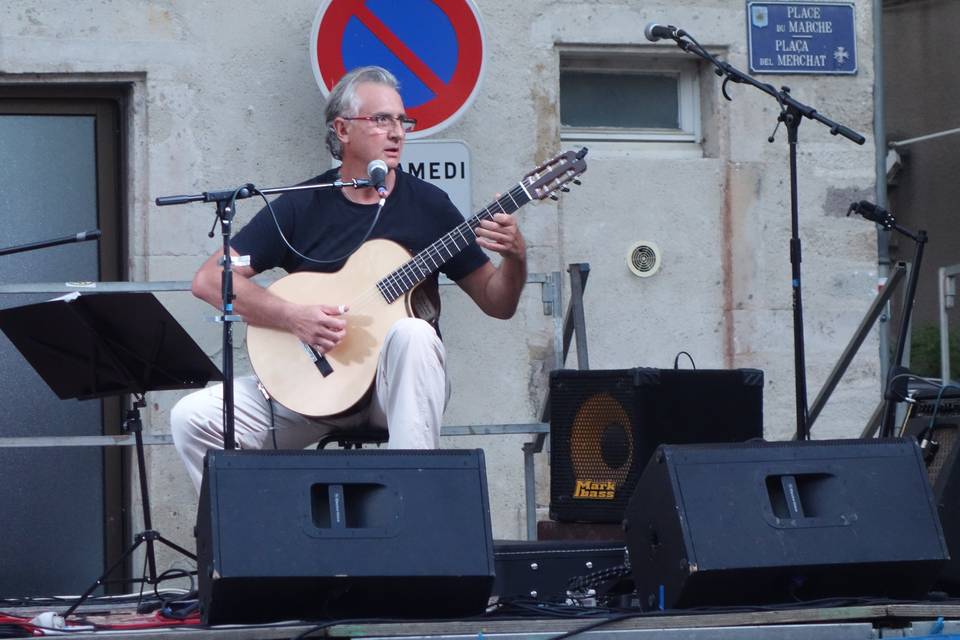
[{"xmin": 523, "ymin": 147, "xmax": 588, "ymax": 201}]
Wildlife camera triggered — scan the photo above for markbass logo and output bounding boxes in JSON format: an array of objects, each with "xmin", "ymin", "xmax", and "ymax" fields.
[{"xmin": 573, "ymin": 480, "xmax": 616, "ymax": 500}]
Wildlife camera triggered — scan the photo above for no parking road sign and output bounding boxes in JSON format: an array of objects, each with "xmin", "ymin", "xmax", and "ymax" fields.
[{"xmin": 311, "ymin": 0, "xmax": 487, "ymax": 138}]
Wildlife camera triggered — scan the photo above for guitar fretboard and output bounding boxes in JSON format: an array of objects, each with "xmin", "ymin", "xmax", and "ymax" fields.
[{"xmin": 376, "ymin": 181, "xmax": 532, "ymax": 303}]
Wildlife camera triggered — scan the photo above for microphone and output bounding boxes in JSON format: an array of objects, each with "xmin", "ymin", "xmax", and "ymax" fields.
[
  {"xmin": 644, "ymin": 22, "xmax": 681, "ymax": 42},
  {"xmin": 367, "ymin": 159, "xmax": 388, "ymax": 198},
  {"xmin": 847, "ymin": 200, "xmax": 894, "ymax": 228}
]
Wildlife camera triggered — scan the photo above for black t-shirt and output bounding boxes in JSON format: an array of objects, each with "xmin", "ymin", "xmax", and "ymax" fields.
[{"xmin": 231, "ymin": 167, "xmax": 488, "ymax": 326}]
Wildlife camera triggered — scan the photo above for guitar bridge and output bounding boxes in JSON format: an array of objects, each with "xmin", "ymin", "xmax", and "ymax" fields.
[{"xmin": 301, "ymin": 342, "xmax": 334, "ymax": 377}]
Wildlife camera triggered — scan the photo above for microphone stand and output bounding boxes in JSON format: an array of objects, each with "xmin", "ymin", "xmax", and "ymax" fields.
[
  {"xmin": 0, "ymin": 229, "xmax": 101, "ymax": 257},
  {"xmin": 846, "ymin": 202, "xmax": 928, "ymax": 439},
  {"xmin": 657, "ymin": 28, "xmax": 865, "ymax": 441},
  {"xmin": 155, "ymin": 177, "xmax": 370, "ymax": 449}
]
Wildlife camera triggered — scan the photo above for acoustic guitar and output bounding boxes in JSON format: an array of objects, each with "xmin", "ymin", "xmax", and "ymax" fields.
[{"xmin": 246, "ymin": 148, "xmax": 588, "ymax": 417}]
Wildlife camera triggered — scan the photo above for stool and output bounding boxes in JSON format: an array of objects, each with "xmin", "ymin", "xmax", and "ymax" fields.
[{"xmin": 316, "ymin": 425, "xmax": 389, "ymax": 450}]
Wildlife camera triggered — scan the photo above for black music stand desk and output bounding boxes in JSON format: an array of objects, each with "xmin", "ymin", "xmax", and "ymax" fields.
[{"xmin": 0, "ymin": 291, "xmax": 222, "ymax": 617}]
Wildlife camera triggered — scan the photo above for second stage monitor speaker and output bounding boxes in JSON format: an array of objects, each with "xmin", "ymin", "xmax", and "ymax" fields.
[{"xmin": 624, "ymin": 439, "xmax": 948, "ymax": 610}]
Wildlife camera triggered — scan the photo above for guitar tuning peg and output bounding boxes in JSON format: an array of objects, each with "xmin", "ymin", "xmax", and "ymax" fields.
[
  {"xmin": 550, "ymin": 194, "xmax": 560, "ymax": 201},
  {"xmin": 560, "ymin": 186, "xmax": 570, "ymax": 192},
  {"xmin": 573, "ymin": 179, "xmax": 582, "ymax": 185}
]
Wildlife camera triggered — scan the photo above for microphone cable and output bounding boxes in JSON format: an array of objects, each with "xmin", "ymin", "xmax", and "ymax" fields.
[{"xmin": 252, "ymin": 183, "xmax": 385, "ymax": 266}]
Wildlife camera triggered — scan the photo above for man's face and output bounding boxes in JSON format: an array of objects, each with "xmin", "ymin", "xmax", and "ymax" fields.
[{"xmin": 338, "ymin": 82, "xmax": 407, "ymax": 169}]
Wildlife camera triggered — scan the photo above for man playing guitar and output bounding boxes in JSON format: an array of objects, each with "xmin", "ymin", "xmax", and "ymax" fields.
[{"xmin": 171, "ymin": 66, "xmax": 527, "ymax": 492}]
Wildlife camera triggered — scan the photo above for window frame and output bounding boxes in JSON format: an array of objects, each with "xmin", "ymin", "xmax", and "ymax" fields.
[{"xmin": 559, "ymin": 49, "xmax": 702, "ymax": 144}]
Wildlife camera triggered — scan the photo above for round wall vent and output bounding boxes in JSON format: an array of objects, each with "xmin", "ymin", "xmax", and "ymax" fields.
[{"xmin": 627, "ymin": 241, "xmax": 661, "ymax": 278}]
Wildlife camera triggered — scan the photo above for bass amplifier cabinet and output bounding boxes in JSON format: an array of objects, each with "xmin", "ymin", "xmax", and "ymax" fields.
[
  {"xmin": 196, "ymin": 449, "xmax": 495, "ymax": 624},
  {"xmin": 493, "ymin": 540, "xmax": 628, "ymax": 601},
  {"xmin": 624, "ymin": 439, "xmax": 948, "ymax": 610},
  {"xmin": 902, "ymin": 385, "xmax": 960, "ymax": 589},
  {"xmin": 549, "ymin": 368, "xmax": 763, "ymax": 523}
]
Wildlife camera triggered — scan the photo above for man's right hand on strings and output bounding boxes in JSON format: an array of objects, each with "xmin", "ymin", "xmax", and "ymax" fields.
[{"xmin": 284, "ymin": 303, "xmax": 348, "ymax": 354}]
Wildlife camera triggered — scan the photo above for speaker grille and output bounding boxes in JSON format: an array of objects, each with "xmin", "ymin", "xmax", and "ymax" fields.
[
  {"xmin": 570, "ymin": 393, "xmax": 635, "ymax": 487},
  {"xmin": 928, "ymin": 426, "xmax": 959, "ymax": 485},
  {"xmin": 902, "ymin": 414, "xmax": 960, "ymax": 488}
]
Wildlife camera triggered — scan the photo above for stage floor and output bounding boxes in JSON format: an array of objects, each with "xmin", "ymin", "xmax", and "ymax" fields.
[{"xmin": 4, "ymin": 600, "xmax": 960, "ymax": 639}]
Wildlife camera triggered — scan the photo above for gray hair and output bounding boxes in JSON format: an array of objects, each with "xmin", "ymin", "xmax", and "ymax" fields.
[{"xmin": 324, "ymin": 66, "xmax": 400, "ymax": 160}]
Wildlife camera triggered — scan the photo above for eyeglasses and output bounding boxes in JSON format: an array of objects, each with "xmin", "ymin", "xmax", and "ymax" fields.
[{"xmin": 342, "ymin": 113, "xmax": 417, "ymax": 132}]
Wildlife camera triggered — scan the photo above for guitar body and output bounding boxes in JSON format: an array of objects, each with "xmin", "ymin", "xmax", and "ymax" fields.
[
  {"xmin": 246, "ymin": 238, "xmax": 414, "ymax": 417},
  {"xmin": 245, "ymin": 147, "xmax": 588, "ymax": 418}
]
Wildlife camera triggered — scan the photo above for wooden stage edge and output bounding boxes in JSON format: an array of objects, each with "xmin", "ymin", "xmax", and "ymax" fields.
[{"xmin": 8, "ymin": 602, "xmax": 960, "ymax": 639}]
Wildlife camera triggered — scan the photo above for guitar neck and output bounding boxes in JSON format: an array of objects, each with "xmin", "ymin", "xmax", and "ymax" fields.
[{"xmin": 376, "ymin": 182, "xmax": 533, "ymax": 303}]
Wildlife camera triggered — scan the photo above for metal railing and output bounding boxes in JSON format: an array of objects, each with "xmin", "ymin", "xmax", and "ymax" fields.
[{"xmin": 940, "ymin": 264, "xmax": 960, "ymax": 382}]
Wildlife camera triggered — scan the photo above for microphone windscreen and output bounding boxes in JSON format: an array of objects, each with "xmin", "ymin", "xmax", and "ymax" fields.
[
  {"xmin": 367, "ymin": 159, "xmax": 388, "ymax": 182},
  {"xmin": 643, "ymin": 22, "xmax": 660, "ymax": 42}
]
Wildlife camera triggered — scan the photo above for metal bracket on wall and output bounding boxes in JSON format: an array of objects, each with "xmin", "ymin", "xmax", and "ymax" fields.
[
  {"xmin": 520, "ymin": 263, "xmax": 592, "ymax": 539},
  {"xmin": 540, "ymin": 263, "xmax": 591, "ymax": 423},
  {"xmin": 794, "ymin": 263, "xmax": 907, "ymax": 436}
]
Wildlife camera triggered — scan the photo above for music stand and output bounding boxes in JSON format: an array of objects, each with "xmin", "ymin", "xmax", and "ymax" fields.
[{"xmin": 0, "ymin": 291, "xmax": 222, "ymax": 618}]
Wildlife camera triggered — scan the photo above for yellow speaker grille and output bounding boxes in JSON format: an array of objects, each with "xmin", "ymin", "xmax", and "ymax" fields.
[{"xmin": 570, "ymin": 393, "xmax": 635, "ymax": 489}]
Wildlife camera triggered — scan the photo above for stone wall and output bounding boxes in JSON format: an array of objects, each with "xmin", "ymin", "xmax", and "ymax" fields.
[{"xmin": 0, "ymin": 1, "xmax": 880, "ymax": 561}]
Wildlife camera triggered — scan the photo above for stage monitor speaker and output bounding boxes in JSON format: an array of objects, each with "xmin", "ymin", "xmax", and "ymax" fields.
[
  {"xmin": 196, "ymin": 449, "xmax": 495, "ymax": 624},
  {"xmin": 549, "ymin": 367, "xmax": 763, "ymax": 523},
  {"xmin": 624, "ymin": 439, "xmax": 948, "ymax": 610},
  {"xmin": 901, "ymin": 386, "xmax": 960, "ymax": 589}
]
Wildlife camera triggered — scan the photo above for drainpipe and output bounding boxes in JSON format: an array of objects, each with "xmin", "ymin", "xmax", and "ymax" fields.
[{"xmin": 874, "ymin": 0, "xmax": 892, "ymax": 387}]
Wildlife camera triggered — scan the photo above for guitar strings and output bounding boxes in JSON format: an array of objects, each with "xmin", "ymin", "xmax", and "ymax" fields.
[
  {"xmin": 338, "ymin": 181, "xmax": 530, "ymax": 314},
  {"xmin": 375, "ymin": 183, "xmax": 527, "ymax": 298},
  {"xmin": 252, "ymin": 180, "xmax": 525, "ymax": 315},
  {"xmin": 256, "ymin": 161, "xmax": 568, "ymax": 315},
  {"xmin": 273, "ymin": 168, "xmax": 546, "ymax": 315}
]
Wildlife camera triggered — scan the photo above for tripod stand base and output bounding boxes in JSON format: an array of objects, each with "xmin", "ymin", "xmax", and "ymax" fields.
[{"xmin": 63, "ymin": 530, "xmax": 196, "ymax": 619}]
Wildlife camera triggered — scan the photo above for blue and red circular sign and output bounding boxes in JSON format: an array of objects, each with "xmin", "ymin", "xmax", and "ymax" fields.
[{"xmin": 311, "ymin": 0, "xmax": 486, "ymax": 138}]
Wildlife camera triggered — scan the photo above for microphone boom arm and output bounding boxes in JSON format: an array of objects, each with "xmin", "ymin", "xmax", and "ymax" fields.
[{"xmin": 661, "ymin": 29, "xmax": 865, "ymax": 145}]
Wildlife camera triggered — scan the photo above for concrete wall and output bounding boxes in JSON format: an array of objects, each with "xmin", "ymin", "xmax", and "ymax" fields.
[
  {"xmin": 883, "ymin": 0, "xmax": 960, "ymax": 373},
  {"xmin": 0, "ymin": 0, "xmax": 880, "ymax": 568}
]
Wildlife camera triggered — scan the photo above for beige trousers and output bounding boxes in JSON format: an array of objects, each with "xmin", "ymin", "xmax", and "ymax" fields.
[{"xmin": 170, "ymin": 318, "xmax": 448, "ymax": 493}]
